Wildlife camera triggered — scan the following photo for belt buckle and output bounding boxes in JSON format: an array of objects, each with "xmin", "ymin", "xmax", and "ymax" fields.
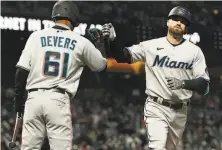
[{"xmin": 157, "ymin": 97, "xmax": 163, "ymax": 104}]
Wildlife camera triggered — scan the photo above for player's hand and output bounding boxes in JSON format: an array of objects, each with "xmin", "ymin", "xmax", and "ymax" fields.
[
  {"xmin": 166, "ymin": 77, "xmax": 184, "ymax": 90},
  {"xmin": 85, "ymin": 28, "xmax": 102, "ymax": 44},
  {"xmin": 102, "ymin": 23, "xmax": 116, "ymax": 41}
]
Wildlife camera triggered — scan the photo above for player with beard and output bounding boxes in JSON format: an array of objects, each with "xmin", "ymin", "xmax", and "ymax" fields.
[{"xmin": 102, "ymin": 6, "xmax": 210, "ymax": 150}]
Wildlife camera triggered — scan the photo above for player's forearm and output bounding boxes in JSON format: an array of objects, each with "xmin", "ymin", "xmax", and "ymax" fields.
[
  {"xmin": 183, "ymin": 77, "xmax": 209, "ymax": 95},
  {"xmin": 14, "ymin": 67, "xmax": 29, "ymax": 102},
  {"xmin": 106, "ymin": 58, "xmax": 144, "ymax": 74},
  {"xmin": 105, "ymin": 40, "xmax": 132, "ymax": 64}
]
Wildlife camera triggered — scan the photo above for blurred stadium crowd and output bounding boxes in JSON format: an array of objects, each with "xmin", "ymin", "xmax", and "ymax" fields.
[
  {"xmin": 1, "ymin": 1, "xmax": 222, "ymax": 150},
  {"xmin": 2, "ymin": 1, "xmax": 222, "ymax": 27},
  {"xmin": 1, "ymin": 86, "xmax": 222, "ymax": 150}
]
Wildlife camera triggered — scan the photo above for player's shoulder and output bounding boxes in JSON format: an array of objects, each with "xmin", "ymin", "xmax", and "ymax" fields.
[
  {"xmin": 25, "ymin": 30, "xmax": 43, "ymax": 41},
  {"xmin": 139, "ymin": 37, "xmax": 166, "ymax": 46},
  {"xmin": 184, "ymin": 39, "xmax": 202, "ymax": 54},
  {"xmin": 64, "ymin": 31, "xmax": 96, "ymax": 51},
  {"xmin": 184, "ymin": 39, "xmax": 200, "ymax": 48},
  {"xmin": 73, "ymin": 33, "xmax": 95, "ymax": 48},
  {"xmin": 73, "ymin": 32, "xmax": 90, "ymax": 43},
  {"xmin": 28, "ymin": 28, "xmax": 49, "ymax": 37},
  {"xmin": 140, "ymin": 37, "xmax": 166, "ymax": 44}
]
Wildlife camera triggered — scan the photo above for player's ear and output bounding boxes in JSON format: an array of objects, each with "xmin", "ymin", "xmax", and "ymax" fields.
[{"xmin": 167, "ymin": 20, "xmax": 169, "ymax": 27}]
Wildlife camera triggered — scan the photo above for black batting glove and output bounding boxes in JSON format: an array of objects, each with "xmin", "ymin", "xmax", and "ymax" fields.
[{"xmin": 85, "ymin": 28, "xmax": 102, "ymax": 45}]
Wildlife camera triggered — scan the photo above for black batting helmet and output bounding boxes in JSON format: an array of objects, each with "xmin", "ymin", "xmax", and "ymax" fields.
[
  {"xmin": 52, "ymin": 1, "xmax": 80, "ymax": 27},
  {"xmin": 168, "ymin": 6, "xmax": 191, "ymax": 26}
]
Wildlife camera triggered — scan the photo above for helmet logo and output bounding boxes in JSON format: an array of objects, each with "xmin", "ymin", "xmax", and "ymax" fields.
[{"xmin": 179, "ymin": 8, "xmax": 187, "ymax": 14}]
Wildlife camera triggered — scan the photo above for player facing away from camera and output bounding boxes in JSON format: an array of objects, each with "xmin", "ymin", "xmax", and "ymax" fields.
[
  {"xmin": 13, "ymin": 1, "xmax": 109, "ymax": 150},
  {"xmin": 102, "ymin": 6, "xmax": 210, "ymax": 150}
]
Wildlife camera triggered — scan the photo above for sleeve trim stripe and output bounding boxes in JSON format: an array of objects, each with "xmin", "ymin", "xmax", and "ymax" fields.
[
  {"xmin": 124, "ymin": 47, "xmax": 133, "ymax": 63},
  {"xmin": 93, "ymin": 62, "xmax": 107, "ymax": 72},
  {"xmin": 16, "ymin": 65, "xmax": 30, "ymax": 71}
]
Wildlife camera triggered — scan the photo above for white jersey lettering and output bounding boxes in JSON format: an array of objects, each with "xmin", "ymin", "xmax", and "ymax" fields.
[{"xmin": 152, "ymin": 55, "xmax": 193, "ymax": 69}]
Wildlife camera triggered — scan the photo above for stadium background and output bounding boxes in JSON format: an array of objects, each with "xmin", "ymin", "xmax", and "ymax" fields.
[{"xmin": 1, "ymin": 1, "xmax": 222, "ymax": 150}]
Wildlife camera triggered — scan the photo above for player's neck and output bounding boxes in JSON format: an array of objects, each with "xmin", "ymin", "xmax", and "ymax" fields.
[
  {"xmin": 167, "ymin": 31, "xmax": 183, "ymax": 45},
  {"xmin": 56, "ymin": 20, "xmax": 73, "ymax": 30}
]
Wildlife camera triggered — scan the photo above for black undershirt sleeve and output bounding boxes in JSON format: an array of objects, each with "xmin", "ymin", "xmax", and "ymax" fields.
[
  {"xmin": 104, "ymin": 40, "xmax": 132, "ymax": 64},
  {"xmin": 14, "ymin": 67, "xmax": 29, "ymax": 112},
  {"xmin": 94, "ymin": 39, "xmax": 132, "ymax": 86},
  {"xmin": 183, "ymin": 77, "xmax": 209, "ymax": 95}
]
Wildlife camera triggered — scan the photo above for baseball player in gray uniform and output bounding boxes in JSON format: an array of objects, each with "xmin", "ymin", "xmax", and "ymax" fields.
[
  {"xmin": 13, "ymin": 1, "xmax": 107, "ymax": 150},
  {"xmin": 102, "ymin": 6, "xmax": 210, "ymax": 150}
]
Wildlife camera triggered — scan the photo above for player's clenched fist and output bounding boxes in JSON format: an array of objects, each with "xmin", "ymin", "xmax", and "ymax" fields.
[
  {"xmin": 102, "ymin": 23, "xmax": 116, "ymax": 41},
  {"xmin": 166, "ymin": 77, "xmax": 185, "ymax": 90}
]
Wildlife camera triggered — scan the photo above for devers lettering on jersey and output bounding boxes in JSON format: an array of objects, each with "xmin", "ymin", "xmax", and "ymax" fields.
[
  {"xmin": 40, "ymin": 36, "xmax": 77, "ymax": 78},
  {"xmin": 41, "ymin": 36, "xmax": 77, "ymax": 51},
  {"xmin": 152, "ymin": 55, "xmax": 193, "ymax": 69}
]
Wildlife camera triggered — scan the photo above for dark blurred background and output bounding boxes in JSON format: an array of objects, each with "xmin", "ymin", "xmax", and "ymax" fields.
[{"xmin": 1, "ymin": 1, "xmax": 222, "ymax": 150}]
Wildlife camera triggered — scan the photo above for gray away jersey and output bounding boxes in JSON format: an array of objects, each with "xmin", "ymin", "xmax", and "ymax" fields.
[
  {"xmin": 127, "ymin": 37, "xmax": 210, "ymax": 101},
  {"xmin": 16, "ymin": 24, "xmax": 107, "ymax": 97}
]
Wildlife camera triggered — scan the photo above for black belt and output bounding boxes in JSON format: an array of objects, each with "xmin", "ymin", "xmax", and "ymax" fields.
[
  {"xmin": 28, "ymin": 88, "xmax": 71, "ymax": 98},
  {"xmin": 151, "ymin": 96, "xmax": 189, "ymax": 110}
]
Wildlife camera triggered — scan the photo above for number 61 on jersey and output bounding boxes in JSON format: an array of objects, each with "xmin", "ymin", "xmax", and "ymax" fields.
[{"xmin": 42, "ymin": 50, "xmax": 70, "ymax": 78}]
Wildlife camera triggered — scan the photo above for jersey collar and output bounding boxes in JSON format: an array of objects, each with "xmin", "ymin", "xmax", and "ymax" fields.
[
  {"xmin": 165, "ymin": 37, "xmax": 186, "ymax": 47},
  {"xmin": 55, "ymin": 23, "xmax": 71, "ymax": 30}
]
